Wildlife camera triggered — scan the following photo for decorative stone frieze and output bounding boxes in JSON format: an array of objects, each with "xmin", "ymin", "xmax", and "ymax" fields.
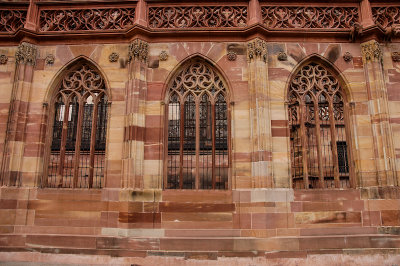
[
  {"xmin": 39, "ymin": 8, "xmax": 135, "ymax": 32},
  {"xmin": 392, "ymin": 52, "xmax": 400, "ymax": 62},
  {"xmin": 128, "ymin": 39, "xmax": 148, "ymax": 63},
  {"xmin": 148, "ymin": 6, "xmax": 247, "ymax": 28},
  {"xmin": 361, "ymin": 40, "xmax": 382, "ymax": 63},
  {"xmin": 45, "ymin": 54, "xmax": 55, "ymax": 65},
  {"xmin": 0, "ymin": 10, "xmax": 26, "ymax": 33},
  {"xmin": 15, "ymin": 42, "xmax": 37, "ymax": 66},
  {"xmin": 159, "ymin": 51, "xmax": 168, "ymax": 61},
  {"xmin": 343, "ymin": 52, "xmax": 353, "ymax": 62},
  {"xmin": 109, "ymin": 52, "xmax": 119, "ymax": 62},
  {"xmin": 247, "ymin": 38, "xmax": 268, "ymax": 63},
  {"xmin": 262, "ymin": 6, "xmax": 359, "ymax": 29},
  {"xmin": 227, "ymin": 51, "xmax": 237, "ymax": 61},
  {"xmin": 0, "ymin": 54, "xmax": 8, "ymax": 64},
  {"xmin": 277, "ymin": 52, "xmax": 287, "ymax": 61},
  {"xmin": 372, "ymin": 7, "xmax": 400, "ymax": 28}
]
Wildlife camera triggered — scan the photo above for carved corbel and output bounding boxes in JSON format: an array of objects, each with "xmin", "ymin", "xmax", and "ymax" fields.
[
  {"xmin": 128, "ymin": 39, "xmax": 149, "ymax": 63},
  {"xmin": 361, "ymin": 40, "xmax": 382, "ymax": 64},
  {"xmin": 247, "ymin": 38, "xmax": 268, "ymax": 63},
  {"xmin": 349, "ymin": 22, "xmax": 362, "ymax": 42},
  {"xmin": 15, "ymin": 42, "xmax": 37, "ymax": 66}
]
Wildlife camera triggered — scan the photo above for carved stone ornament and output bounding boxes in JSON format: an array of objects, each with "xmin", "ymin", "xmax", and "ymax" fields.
[
  {"xmin": 148, "ymin": 6, "xmax": 247, "ymax": 29},
  {"xmin": 392, "ymin": 52, "xmax": 400, "ymax": 62},
  {"xmin": 262, "ymin": 6, "xmax": 359, "ymax": 30},
  {"xmin": 15, "ymin": 42, "xmax": 37, "ymax": 66},
  {"xmin": 343, "ymin": 52, "xmax": 353, "ymax": 62},
  {"xmin": 128, "ymin": 39, "xmax": 148, "ymax": 63},
  {"xmin": 361, "ymin": 40, "xmax": 382, "ymax": 63},
  {"xmin": 159, "ymin": 51, "xmax": 168, "ymax": 61},
  {"xmin": 45, "ymin": 54, "xmax": 55, "ymax": 65},
  {"xmin": 227, "ymin": 51, "xmax": 237, "ymax": 61},
  {"xmin": 247, "ymin": 38, "xmax": 268, "ymax": 63},
  {"xmin": 109, "ymin": 52, "xmax": 119, "ymax": 62},
  {"xmin": 0, "ymin": 54, "xmax": 8, "ymax": 64},
  {"xmin": 277, "ymin": 52, "xmax": 287, "ymax": 61}
]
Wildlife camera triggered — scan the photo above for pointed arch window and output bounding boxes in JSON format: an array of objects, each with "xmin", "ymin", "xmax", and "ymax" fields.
[
  {"xmin": 288, "ymin": 62, "xmax": 351, "ymax": 189},
  {"xmin": 166, "ymin": 60, "xmax": 229, "ymax": 189},
  {"xmin": 44, "ymin": 63, "xmax": 108, "ymax": 188}
]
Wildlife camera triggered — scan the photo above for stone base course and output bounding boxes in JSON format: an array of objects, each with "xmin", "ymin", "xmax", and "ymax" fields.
[{"xmin": 2, "ymin": 187, "xmax": 400, "ymax": 260}]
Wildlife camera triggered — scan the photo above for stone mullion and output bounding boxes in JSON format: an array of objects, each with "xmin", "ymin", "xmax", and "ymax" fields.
[
  {"xmin": 299, "ymin": 100, "xmax": 310, "ymax": 189},
  {"xmin": 328, "ymin": 99, "xmax": 340, "ymax": 188},
  {"xmin": 72, "ymin": 97, "xmax": 85, "ymax": 188},
  {"xmin": 88, "ymin": 98, "xmax": 99, "ymax": 188},
  {"xmin": 247, "ymin": 38, "xmax": 272, "ymax": 188},
  {"xmin": 123, "ymin": 39, "xmax": 148, "ymax": 189},
  {"xmin": 0, "ymin": 42, "xmax": 37, "ymax": 186},
  {"xmin": 57, "ymin": 97, "xmax": 72, "ymax": 187},
  {"xmin": 313, "ymin": 99, "xmax": 325, "ymax": 189},
  {"xmin": 361, "ymin": 40, "xmax": 397, "ymax": 187},
  {"xmin": 195, "ymin": 97, "xmax": 200, "ymax": 190}
]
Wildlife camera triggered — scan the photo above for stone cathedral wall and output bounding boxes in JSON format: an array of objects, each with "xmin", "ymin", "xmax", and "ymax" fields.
[{"xmin": 1, "ymin": 0, "xmax": 400, "ymax": 264}]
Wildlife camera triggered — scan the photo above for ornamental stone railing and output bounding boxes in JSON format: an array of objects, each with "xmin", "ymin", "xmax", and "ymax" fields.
[
  {"xmin": 39, "ymin": 8, "xmax": 135, "ymax": 32},
  {"xmin": 0, "ymin": 9, "xmax": 27, "ymax": 33},
  {"xmin": 372, "ymin": 6, "xmax": 400, "ymax": 28},
  {"xmin": 148, "ymin": 6, "xmax": 248, "ymax": 29},
  {"xmin": 261, "ymin": 6, "xmax": 359, "ymax": 29}
]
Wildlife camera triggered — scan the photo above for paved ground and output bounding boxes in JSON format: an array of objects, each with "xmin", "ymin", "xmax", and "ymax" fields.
[{"xmin": 1, "ymin": 252, "xmax": 400, "ymax": 266}]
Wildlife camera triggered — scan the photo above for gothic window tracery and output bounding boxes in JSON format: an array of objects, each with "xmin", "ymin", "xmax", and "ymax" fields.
[
  {"xmin": 166, "ymin": 59, "xmax": 229, "ymax": 189},
  {"xmin": 44, "ymin": 63, "xmax": 108, "ymax": 188},
  {"xmin": 288, "ymin": 62, "xmax": 351, "ymax": 189}
]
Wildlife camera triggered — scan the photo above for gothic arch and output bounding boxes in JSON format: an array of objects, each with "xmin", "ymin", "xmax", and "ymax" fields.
[
  {"xmin": 41, "ymin": 57, "xmax": 110, "ymax": 188},
  {"xmin": 286, "ymin": 54, "xmax": 353, "ymax": 103},
  {"xmin": 286, "ymin": 56, "xmax": 355, "ymax": 189},
  {"xmin": 163, "ymin": 57, "xmax": 231, "ymax": 190},
  {"xmin": 44, "ymin": 56, "xmax": 112, "ymax": 104},
  {"xmin": 162, "ymin": 54, "xmax": 233, "ymax": 103}
]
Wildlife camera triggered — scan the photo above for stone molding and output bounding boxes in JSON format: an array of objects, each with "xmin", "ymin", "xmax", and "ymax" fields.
[
  {"xmin": 247, "ymin": 38, "xmax": 268, "ymax": 63},
  {"xmin": 128, "ymin": 39, "xmax": 148, "ymax": 63},
  {"xmin": 15, "ymin": 42, "xmax": 37, "ymax": 66},
  {"xmin": 361, "ymin": 40, "xmax": 382, "ymax": 63}
]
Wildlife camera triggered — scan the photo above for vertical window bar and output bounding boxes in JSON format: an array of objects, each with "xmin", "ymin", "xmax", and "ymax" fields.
[
  {"xmin": 199, "ymin": 94, "xmax": 212, "ymax": 189},
  {"xmin": 183, "ymin": 94, "xmax": 196, "ymax": 189},
  {"xmin": 215, "ymin": 93, "xmax": 228, "ymax": 190},
  {"xmin": 167, "ymin": 93, "xmax": 180, "ymax": 189}
]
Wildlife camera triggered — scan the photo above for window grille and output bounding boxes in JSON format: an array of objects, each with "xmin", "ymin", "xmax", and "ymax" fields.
[
  {"xmin": 45, "ymin": 64, "xmax": 108, "ymax": 188},
  {"xmin": 288, "ymin": 62, "xmax": 350, "ymax": 189},
  {"xmin": 166, "ymin": 59, "xmax": 229, "ymax": 189}
]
